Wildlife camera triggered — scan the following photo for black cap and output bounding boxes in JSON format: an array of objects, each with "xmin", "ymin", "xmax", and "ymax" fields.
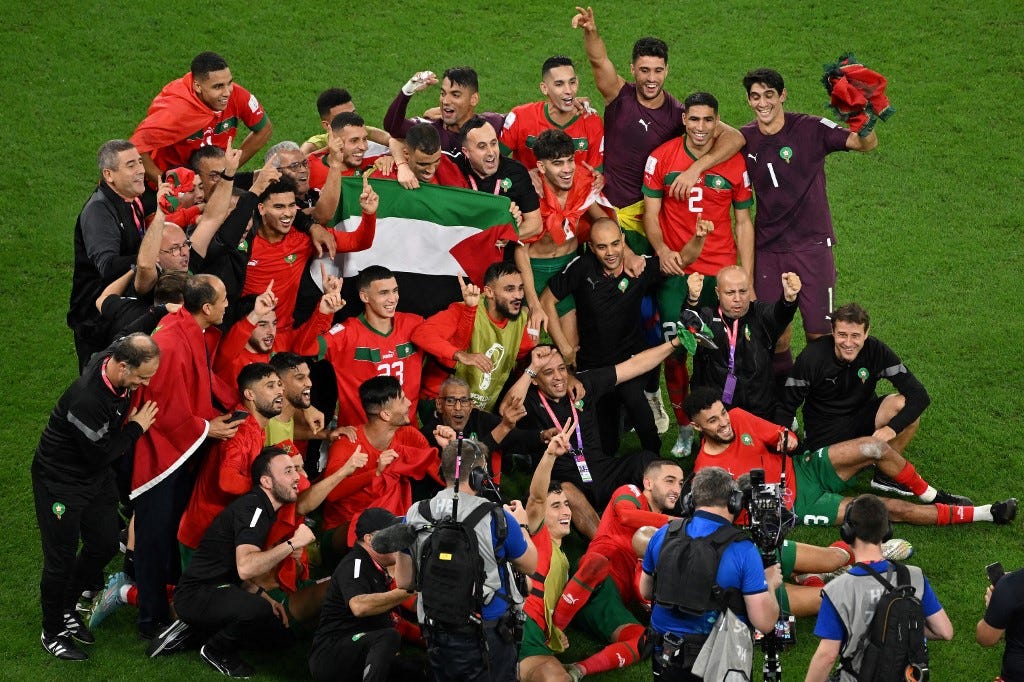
[{"xmin": 354, "ymin": 507, "xmax": 400, "ymax": 539}]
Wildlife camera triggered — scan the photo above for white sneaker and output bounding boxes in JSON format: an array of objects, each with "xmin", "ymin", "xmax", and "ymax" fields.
[
  {"xmin": 645, "ymin": 391, "xmax": 670, "ymax": 434},
  {"xmin": 671, "ymin": 425, "xmax": 694, "ymax": 457}
]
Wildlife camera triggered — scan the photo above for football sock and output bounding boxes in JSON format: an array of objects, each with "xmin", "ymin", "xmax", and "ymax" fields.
[
  {"xmin": 892, "ymin": 461, "xmax": 929, "ymax": 497},
  {"xmin": 934, "ymin": 503, "xmax": 975, "ymax": 525},
  {"xmin": 972, "ymin": 505, "xmax": 993, "ymax": 523},
  {"xmin": 577, "ymin": 623, "xmax": 645, "ymax": 675},
  {"xmin": 553, "ymin": 553, "xmax": 609, "ymax": 631}
]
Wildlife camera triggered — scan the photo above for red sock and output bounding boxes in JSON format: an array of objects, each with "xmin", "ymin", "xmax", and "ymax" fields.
[
  {"xmin": 126, "ymin": 585, "xmax": 138, "ymax": 606},
  {"xmin": 892, "ymin": 462, "xmax": 928, "ymax": 497},
  {"xmin": 553, "ymin": 553, "xmax": 609, "ymax": 631},
  {"xmin": 664, "ymin": 355, "xmax": 689, "ymax": 425},
  {"xmin": 578, "ymin": 623, "xmax": 645, "ymax": 674},
  {"xmin": 829, "ymin": 540, "xmax": 855, "ymax": 565},
  {"xmin": 934, "ymin": 503, "xmax": 974, "ymax": 525}
]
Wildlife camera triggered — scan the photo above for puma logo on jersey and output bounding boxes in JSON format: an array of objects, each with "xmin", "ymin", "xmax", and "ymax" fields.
[
  {"xmin": 616, "ymin": 653, "xmax": 626, "ymax": 667},
  {"xmin": 561, "ymin": 593, "xmax": 579, "ymax": 605},
  {"xmin": 747, "ymin": 153, "xmax": 758, "ymax": 162},
  {"xmin": 247, "ymin": 259, "xmax": 258, "ymax": 266},
  {"xmin": 638, "ymin": 118, "xmax": 650, "ymax": 132}
]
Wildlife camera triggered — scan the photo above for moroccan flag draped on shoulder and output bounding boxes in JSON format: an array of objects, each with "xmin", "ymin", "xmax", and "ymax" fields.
[{"xmin": 329, "ymin": 177, "xmax": 517, "ymax": 316}]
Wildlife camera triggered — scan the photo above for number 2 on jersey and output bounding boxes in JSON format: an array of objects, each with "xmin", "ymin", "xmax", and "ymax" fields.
[{"xmin": 687, "ymin": 186, "xmax": 703, "ymax": 213}]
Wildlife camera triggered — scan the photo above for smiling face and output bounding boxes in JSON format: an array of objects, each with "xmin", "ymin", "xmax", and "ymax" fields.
[
  {"xmin": 103, "ymin": 148, "xmax": 146, "ymax": 199},
  {"xmin": 258, "ymin": 191, "xmax": 298, "ymax": 238},
  {"xmin": 265, "ymin": 453, "xmax": 301, "ymax": 504},
  {"xmin": 746, "ymin": 82, "xmax": 787, "ymax": 129},
  {"xmin": 462, "ymin": 122, "xmax": 500, "ymax": 178},
  {"xmin": 408, "ymin": 147, "xmax": 442, "ymax": 183},
  {"xmin": 439, "ymin": 77, "xmax": 479, "ymax": 128},
  {"xmin": 683, "ymin": 104, "xmax": 718, "ymax": 153},
  {"xmin": 276, "ymin": 149, "xmax": 310, "ymax": 195},
  {"xmin": 359, "ymin": 277, "xmax": 399, "ymax": 321},
  {"xmin": 193, "ymin": 67, "xmax": 234, "ymax": 111},
  {"xmin": 691, "ymin": 400, "xmax": 735, "ymax": 445},
  {"xmin": 544, "ymin": 489, "xmax": 573, "ymax": 540},
  {"xmin": 537, "ymin": 154, "xmax": 575, "ymax": 192},
  {"xmin": 644, "ymin": 463, "xmax": 683, "ymax": 513},
  {"xmin": 832, "ymin": 320, "xmax": 869, "ymax": 363},
  {"xmin": 630, "ymin": 56, "xmax": 668, "ymax": 103},
  {"xmin": 541, "ymin": 65, "xmax": 579, "ymax": 116},
  {"xmin": 336, "ymin": 124, "xmax": 369, "ymax": 170},
  {"xmin": 115, "ymin": 357, "xmax": 160, "ymax": 390},
  {"xmin": 532, "ymin": 350, "xmax": 569, "ymax": 399},
  {"xmin": 588, "ymin": 220, "xmax": 625, "ymax": 274}
]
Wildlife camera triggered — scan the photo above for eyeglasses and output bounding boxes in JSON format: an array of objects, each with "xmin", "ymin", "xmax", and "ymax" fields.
[
  {"xmin": 280, "ymin": 159, "xmax": 309, "ymax": 172},
  {"xmin": 441, "ymin": 397, "xmax": 474, "ymax": 407},
  {"xmin": 160, "ymin": 240, "xmax": 192, "ymax": 256}
]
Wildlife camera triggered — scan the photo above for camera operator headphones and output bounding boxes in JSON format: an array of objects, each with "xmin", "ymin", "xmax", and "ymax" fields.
[
  {"xmin": 453, "ymin": 437, "xmax": 492, "ymax": 493},
  {"xmin": 680, "ymin": 486, "xmax": 745, "ymax": 517},
  {"xmin": 839, "ymin": 496, "xmax": 893, "ymax": 544}
]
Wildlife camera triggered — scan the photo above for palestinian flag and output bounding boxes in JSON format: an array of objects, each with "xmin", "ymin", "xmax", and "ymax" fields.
[{"xmin": 320, "ymin": 177, "xmax": 517, "ymax": 318}]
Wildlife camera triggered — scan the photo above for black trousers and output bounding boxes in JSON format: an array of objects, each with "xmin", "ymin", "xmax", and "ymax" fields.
[
  {"xmin": 594, "ymin": 370, "xmax": 661, "ymax": 456},
  {"xmin": 424, "ymin": 622, "xmax": 517, "ymax": 682},
  {"xmin": 174, "ymin": 583, "xmax": 290, "ymax": 655},
  {"xmin": 133, "ymin": 464, "xmax": 193, "ymax": 630},
  {"xmin": 309, "ymin": 627, "xmax": 429, "ymax": 682},
  {"xmin": 33, "ymin": 462, "xmax": 119, "ymax": 634}
]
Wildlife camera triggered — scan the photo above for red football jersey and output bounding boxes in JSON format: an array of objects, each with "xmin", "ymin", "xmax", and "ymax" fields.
[
  {"xmin": 642, "ymin": 141, "xmax": 753, "ymax": 275},
  {"xmin": 501, "ymin": 101, "xmax": 604, "ymax": 171},
  {"xmin": 323, "ymin": 313, "xmax": 424, "ymax": 426},
  {"xmin": 587, "ymin": 484, "xmax": 669, "ymax": 600}
]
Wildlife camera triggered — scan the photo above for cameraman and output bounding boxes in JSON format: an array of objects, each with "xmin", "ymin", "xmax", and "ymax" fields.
[
  {"xmin": 806, "ymin": 495, "xmax": 953, "ymax": 682},
  {"xmin": 977, "ymin": 566, "xmax": 1024, "ymax": 681},
  {"xmin": 639, "ymin": 466, "xmax": 782, "ymax": 681}
]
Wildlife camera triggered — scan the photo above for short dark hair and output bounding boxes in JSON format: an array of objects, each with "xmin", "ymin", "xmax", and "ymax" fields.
[
  {"xmin": 258, "ymin": 177, "xmax": 297, "ymax": 203},
  {"xmin": 459, "ymin": 116, "xmax": 492, "ymax": 145},
  {"xmin": 190, "ymin": 51, "xmax": 229, "ymax": 81},
  {"xmin": 844, "ymin": 494, "xmax": 890, "ymax": 544},
  {"xmin": 443, "ymin": 66, "xmax": 479, "ymax": 92},
  {"xmin": 316, "ymin": 87, "xmax": 352, "ymax": 118},
  {"xmin": 548, "ymin": 481, "xmax": 564, "ymax": 495},
  {"xmin": 691, "ymin": 466, "xmax": 738, "ymax": 508},
  {"xmin": 357, "ymin": 265, "xmax": 396, "ymax": 291},
  {"xmin": 153, "ymin": 270, "xmax": 188, "ymax": 305},
  {"xmin": 269, "ymin": 352, "xmax": 308, "ymax": 376},
  {"xmin": 643, "ymin": 458, "xmax": 683, "ymax": 479},
  {"xmin": 542, "ymin": 56, "xmax": 574, "ymax": 78},
  {"xmin": 329, "ymin": 111, "xmax": 365, "ymax": 134},
  {"xmin": 532, "ymin": 128, "xmax": 575, "ymax": 162},
  {"xmin": 97, "ymin": 140, "xmax": 136, "ymax": 173},
  {"xmin": 189, "ymin": 145, "xmax": 226, "ymax": 170},
  {"xmin": 237, "ymin": 362, "xmax": 277, "ymax": 395},
  {"xmin": 182, "ymin": 274, "xmax": 220, "ymax": 313},
  {"xmin": 440, "ymin": 438, "xmax": 488, "ymax": 483},
  {"xmin": 360, "ymin": 375, "xmax": 403, "ymax": 416},
  {"xmin": 406, "ymin": 123, "xmax": 441, "ymax": 154},
  {"xmin": 483, "ymin": 260, "xmax": 520, "ymax": 286},
  {"xmin": 251, "ymin": 445, "xmax": 290, "ymax": 487},
  {"xmin": 234, "ymin": 294, "xmax": 259, "ymax": 321},
  {"xmin": 684, "ymin": 386, "xmax": 723, "ymax": 420},
  {"xmin": 683, "ymin": 91, "xmax": 719, "ymax": 114},
  {"xmin": 743, "ymin": 68, "xmax": 785, "ymax": 95},
  {"xmin": 110, "ymin": 332, "xmax": 160, "ymax": 367},
  {"xmin": 632, "ymin": 37, "xmax": 668, "ymax": 63},
  {"xmin": 832, "ymin": 302, "xmax": 870, "ymax": 330}
]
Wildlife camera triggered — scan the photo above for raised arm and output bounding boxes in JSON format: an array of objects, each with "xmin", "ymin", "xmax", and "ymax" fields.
[
  {"xmin": 613, "ymin": 336, "xmax": 682, "ymax": 386},
  {"xmin": 571, "ymin": 6, "xmax": 625, "ymax": 104},
  {"xmin": 191, "ymin": 138, "xmax": 242, "ymax": 257},
  {"xmin": 526, "ymin": 422, "xmax": 573, "ymax": 531}
]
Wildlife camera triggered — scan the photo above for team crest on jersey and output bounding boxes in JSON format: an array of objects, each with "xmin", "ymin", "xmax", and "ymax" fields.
[
  {"xmin": 744, "ymin": 325, "xmax": 751, "ymax": 341},
  {"xmin": 741, "ymin": 433, "xmax": 753, "ymax": 445},
  {"xmin": 617, "ymin": 278, "xmax": 629, "ymax": 292},
  {"xmin": 857, "ymin": 367, "xmax": 869, "ymax": 382},
  {"xmin": 500, "ymin": 177, "xmax": 512, "ymax": 192},
  {"xmin": 284, "ymin": 253, "xmax": 298, "ymax": 264},
  {"xmin": 575, "ymin": 138, "xmax": 588, "ymax": 151},
  {"xmin": 52, "ymin": 502, "xmax": 66, "ymax": 520},
  {"xmin": 779, "ymin": 146, "xmax": 793, "ymax": 163}
]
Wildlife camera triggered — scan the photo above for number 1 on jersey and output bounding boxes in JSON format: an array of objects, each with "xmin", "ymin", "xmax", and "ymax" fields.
[{"xmin": 767, "ymin": 162, "xmax": 779, "ymax": 188}]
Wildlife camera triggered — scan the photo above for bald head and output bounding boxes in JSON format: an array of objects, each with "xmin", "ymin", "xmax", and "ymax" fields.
[
  {"xmin": 715, "ymin": 265, "xmax": 752, "ymax": 318},
  {"xmin": 588, "ymin": 218, "xmax": 626, "ymax": 274},
  {"xmin": 158, "ymin": 223, "xmax": 190, "ymax": 272}
]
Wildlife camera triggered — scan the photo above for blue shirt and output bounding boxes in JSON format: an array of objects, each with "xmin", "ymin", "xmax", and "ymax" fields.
[
  {"xmin": 642, "ymin": 510, "xmax": 768, "ymax": 635},
  {"xmin": 813, "ymin": 560, "xmax": 942, "ymax": 641},
  {"xmin": 482, "ymin": 509, "xmax": 528, "ymax": 621}
]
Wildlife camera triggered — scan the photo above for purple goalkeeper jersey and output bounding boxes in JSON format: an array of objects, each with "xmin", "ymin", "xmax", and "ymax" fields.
[
  {"xmin": 741, "ymin": 112, "xmax": 851, "ymax": 253},
  {"xmin": 383, "ymin": 91, "xmax": 504, "ymax": 154},
  {"xmin": 602, "ymin": 83, "xmax": 684, "ymax": 208}
]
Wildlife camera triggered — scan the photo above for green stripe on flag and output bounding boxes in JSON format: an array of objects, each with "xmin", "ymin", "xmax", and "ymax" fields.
[{"xmin": 337, "ymin": 177, "xmax": 513, "ymax": 226}]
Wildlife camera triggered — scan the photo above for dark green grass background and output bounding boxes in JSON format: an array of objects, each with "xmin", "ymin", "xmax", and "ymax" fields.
[{"xmin": 1, "ymin": 1, "xmax": 1021, "ymax": 679}]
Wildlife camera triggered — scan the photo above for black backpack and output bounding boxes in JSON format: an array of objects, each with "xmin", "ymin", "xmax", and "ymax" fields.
[
  {"xmin": 652, "ymin": 518, "xmax": 749, "ymax": 616},
  {"xmin": 415, "ymin": 499, "xmax": 506, "ymax": 627},
  {"xmin": 842, "ymin": 562, "xmax": 929, "ymax": 682}
]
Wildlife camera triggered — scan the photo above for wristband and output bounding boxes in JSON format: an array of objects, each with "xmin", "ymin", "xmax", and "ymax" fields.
[
  {"xmin": 220, "ymin": 172, "xmax": 236, "ymax": 181},
  {"xmin": 519, "ymin": 524, "xmax": 530, "ymax": 531},
  {"xmin": 525, "ymin": 368, "xmax": 538, "ymax": 378},
  {"xmin": 286, "ymin": 540, "xmax": 295, "ymax": 551},
  {"xmin": 255, "ymin": 586, "xmax": 265, "ymax": 596}
]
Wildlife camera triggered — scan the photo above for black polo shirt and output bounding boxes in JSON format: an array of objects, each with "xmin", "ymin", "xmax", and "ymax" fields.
[
  {"xmin": 546, "ymin": 252, "xmax": 660, "ymax": 368},
  {"xmin": 451, "ymin": 153, "xmax": 540, "ymax": 216},
  {"xmin": 314, "ymin": 543, "xmax": 393, "ymax": 643},
  {"xmin": 178, "ymin": 488, "xmax": 276, "ymax": 590}
]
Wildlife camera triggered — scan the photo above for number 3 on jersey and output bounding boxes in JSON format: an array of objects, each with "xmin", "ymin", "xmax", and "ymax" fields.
[{"xmin": 376, "ymin": 361, "xmax": 404, "ymax": 383}]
